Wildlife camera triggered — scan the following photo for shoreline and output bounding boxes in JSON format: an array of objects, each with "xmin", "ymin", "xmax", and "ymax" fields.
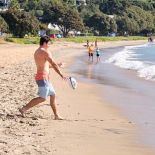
[
  {"xmin": 71, "ymin": 42, "xmax": 155, "ymax": 148},
  {"xmin": 0, "ymin": 40, "xmax": 154, "ymax": 154}
]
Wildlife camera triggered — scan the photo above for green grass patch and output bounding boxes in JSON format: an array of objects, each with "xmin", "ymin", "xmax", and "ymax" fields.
[
  {"xmin": 61, "ymin": 36, "xmax": 147, "ymax": 43},
  {"xmin": 5, "ymin": 37, "xmax": 40, "ymax": 44},
  {"xmin": 4, "ymin": 36, "xmax": 147, "ymax": 44}
]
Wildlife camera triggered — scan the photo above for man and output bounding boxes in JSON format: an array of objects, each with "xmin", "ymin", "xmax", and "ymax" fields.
[
  {"xmin": 19, "ymin": 36, "xmax": 66, "ymax": 120},
  {"xmin": 88, "ymin": 44, "xmax": 94, "ymax": 62},
  {"xmin": 86, "ymin": 40, "xmax": 89, "ymax": 48},
  {"xmin": 95, "ymin": 39, "xmax": 98, "ymax": 48}
]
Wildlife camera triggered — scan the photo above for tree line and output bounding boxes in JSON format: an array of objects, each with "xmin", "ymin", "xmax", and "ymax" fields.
[{"xmin": 0, "ymin": 0, "xmax": 155, "ymax": 37}]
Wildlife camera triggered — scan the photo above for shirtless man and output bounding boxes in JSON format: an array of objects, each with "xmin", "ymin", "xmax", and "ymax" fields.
[{"xmin": 19, "ymin": 36, "xmax": 66, "ymax": 120}]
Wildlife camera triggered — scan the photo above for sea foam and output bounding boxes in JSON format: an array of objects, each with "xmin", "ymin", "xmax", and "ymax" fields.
[{"xmin": 106, "ymin": 43, "xmax": 155, "ymax": 81}]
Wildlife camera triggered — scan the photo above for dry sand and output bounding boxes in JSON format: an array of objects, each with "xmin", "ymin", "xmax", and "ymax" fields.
[{"xmin": 0, "ymin": 40, "xmax": 154, "ymax": 155}]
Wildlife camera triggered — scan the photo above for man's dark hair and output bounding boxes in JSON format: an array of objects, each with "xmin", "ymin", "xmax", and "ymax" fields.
[{"xmin": 40, "ymin": 36, "xmax": 50, "ymax": 46}]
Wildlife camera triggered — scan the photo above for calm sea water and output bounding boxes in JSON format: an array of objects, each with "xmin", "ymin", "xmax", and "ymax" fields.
[{"xmin": 107, "ymin": 43, "xmax": 155, "ymax": 81}]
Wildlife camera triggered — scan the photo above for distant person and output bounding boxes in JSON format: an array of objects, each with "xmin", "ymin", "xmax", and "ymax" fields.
[
  {"xmin": 86, "ymin": 40, "xmax": 89, "ymax": 48},
  {"xmin": 57, "ymin": 34, "xmax": 61, "ymax": 38},
  {"xmin": 148, "ymin": 37, "xmax": 153, "ymax": 42},
  {"xmin": 95, "ymin": 39, "xmax": 98, "ymax": 48},
  {"xmin": 124, "ymin": 31, "xmax": 127, "ymax": 36},
  {"xmin": 96, "ymin": 47, "xmax": 100, "ymax": 63},
  {"xmin": 19, "ymin": 36, "xmax": 67, "ymax": 120},
  {"xmin": 88, "ymin": 44, "xmax": 94, "ymax": 62}
]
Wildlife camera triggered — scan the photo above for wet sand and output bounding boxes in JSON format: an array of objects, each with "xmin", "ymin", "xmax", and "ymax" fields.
[
  {"xmin": 72, "ymin": 43, "xmax": 155, "ymax": 148},
  {"xmin": 0, "ymin": 40, "xmax": 154, "ymax": 155}
]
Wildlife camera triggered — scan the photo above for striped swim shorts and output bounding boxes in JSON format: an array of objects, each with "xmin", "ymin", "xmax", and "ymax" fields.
[{"xmin": 36, "ymin": 80, "xmax": 55, "ymax": 99}]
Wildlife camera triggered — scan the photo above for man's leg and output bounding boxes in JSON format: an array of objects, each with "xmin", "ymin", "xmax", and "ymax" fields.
[
  {"xmin": 50, "ymin": 95, "xmax": 63, "ymax": 120},
  {"xmin": 19, "ymin": 97, "xmax": 45, "ymax": 117}
]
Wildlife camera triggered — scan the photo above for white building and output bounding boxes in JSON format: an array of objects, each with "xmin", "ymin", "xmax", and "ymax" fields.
[
  {"xmin": 76, "ymin": 0, "xmax": 86, "ymax": 6},
  {"xmin": 108, "ymin": 15, "xmax": 114, "ymax": 19},
  {"xmin": 0, "ymin": 0, "xmax": 10, "ymax": 9},
  {"xmin": 0, "ymin": 0, "xmax": 9, "ymax": 5},
  {"xmin": 48, "ymin": 23, "xmax": 60, "ymax": 31}
]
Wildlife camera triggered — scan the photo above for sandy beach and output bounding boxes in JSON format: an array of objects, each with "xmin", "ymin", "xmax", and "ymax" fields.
[{"xmin": 0, "ymin": 40, "xmax": 154, "ymax": 155}]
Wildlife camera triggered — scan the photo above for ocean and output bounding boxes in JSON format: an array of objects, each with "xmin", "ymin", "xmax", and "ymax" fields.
[
  {"xmin": 71, "ymin": 43, "xmax": 155, "ymax": 148},
  {"xmin": 107, "ymin": 43, "xmax": 155, "ymax": 81}
]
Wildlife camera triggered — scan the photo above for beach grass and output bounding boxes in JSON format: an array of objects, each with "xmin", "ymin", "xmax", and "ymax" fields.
[
  {"xmin": 4, "ymin": 36, "xmax": 147, "ymax": 44},
  {"xmin": 61, "ymin": 36, "xmax": 147, "ymax": 43},
  {"xmin": 5, "ymin": 37, "xmax": 40, "ymax": 44}
]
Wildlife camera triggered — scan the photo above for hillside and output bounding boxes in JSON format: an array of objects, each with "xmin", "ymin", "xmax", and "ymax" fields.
[{"xmin": 0, "ymin": 0, "xmax": 155, "ymax": 37}]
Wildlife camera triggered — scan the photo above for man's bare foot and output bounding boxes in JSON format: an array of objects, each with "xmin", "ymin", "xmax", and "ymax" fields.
[
  {"xmin": 18, "ymin": 108, "xmax": 26, "ymax": 117},
  {"xmin": 54, "ymin": 115, "xmax": 64, "ymax": 120}
]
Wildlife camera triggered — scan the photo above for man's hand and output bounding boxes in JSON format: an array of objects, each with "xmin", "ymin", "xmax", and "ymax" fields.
[
  {"xmin": 57, "ymin": 62, "xmax": 66, "ymax": 68},
  {"xmin": 61, "ymin": 74, "xmax": 68, "ymax": 81}
]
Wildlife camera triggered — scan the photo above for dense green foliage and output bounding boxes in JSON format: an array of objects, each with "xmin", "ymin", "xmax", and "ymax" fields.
[
  {"xmin": 42, "ymin": 0, "xmax": 84, "ymax": 37},
  {"xmin": 1, "ymin": 9, "xmax": 40, "ymax": 37},
  {"xmin": 81, "ymin": 0, "xmax": 155, "ymax": 35},
  {"xmin": 86, "ymin": 13, "xmax": 117, "ymax": 35},
  {"xmin": 116, "ymin": 5, "xmax": 155, "ymax": 35},
  {"xmin": 1, "ymin": 0, "xmax": 155, "ymax": 37},
  {"xmin": 9, "ymin": 0, "xmax": 20, "ymax": 10},
  {"xmin": 0, "ymin": 15, "xmax": 8, "ymax": 33}
]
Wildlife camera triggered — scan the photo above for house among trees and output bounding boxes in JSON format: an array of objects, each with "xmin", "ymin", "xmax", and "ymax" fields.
[
  {"xmin": 0, "ymin": 0, "xmax": 9, "ymax": 9},
  {"xmin": 76, "ymin": 0, "xmax": 86, "ymax": 6}
]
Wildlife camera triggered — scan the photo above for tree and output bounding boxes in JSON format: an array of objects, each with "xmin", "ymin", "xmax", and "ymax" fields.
[
  {"xmin": 62, "ymin": 0, "xmax": 76, "ymax": 6},
  {"xmin": 22, "ymin": 0, "xmax": 37, "ymax": 11},
  {"xmin": 99, "ymin": 0, "xmax": 130, "ymax": 15},
  {"xmin": 78, "ymin": 1, "xmax": 101, "ymax": 21},
  {"xmin": 0, "ymin": 15, "xmax": 8, "ymax": 33},
  {"xmin": 42, "ymin": 1, "xmax": 84, "ymax": 37},
  {"xmin": 116, "ymin": 16, "xmax": 140, "ymax": 35},
  {"xmin": 86, "ymin": 13, "xmax": 117, "ymax": 35},
  {"xmin": 9, "ymin": 0, "xmax": 20, "ymax": 10},
  {"xmin": 2, "ymin": 9, "xmax": 40, "ymax": 37},
  {"xmin": 6, "ymin": 0, "xmax": 155, "ymax": 37},
  {"xmin": 131, "ymin": 0, "xmax": 154, "ymax": 11},
  {"xmin": 86, "ymin": 0, "xmax": 101, "ymax": 5},
  {"xmin": 20, "ymin": 0, "xmax": 45, "ymax": 18},
  {"xmin": 126, "ymin": 6, "xmax": 155, "ymax": 34},
  {"xmin": 116, "ymin": 6, "xmax": 155, "ymax": 35}
]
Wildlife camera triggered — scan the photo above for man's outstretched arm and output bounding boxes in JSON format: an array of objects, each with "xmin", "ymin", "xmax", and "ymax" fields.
[
  {"xmin": 45, "ymin": 51, "xmax": 66, "ymax": 79},
  {"xmin": 49, "ymin": 62, "xmax": 66, "ymax": 68}
]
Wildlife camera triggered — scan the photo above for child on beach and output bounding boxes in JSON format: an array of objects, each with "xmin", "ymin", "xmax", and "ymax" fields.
[{"xmin": 96, "ymin": 47, "xmax": 100, "ymax": 63}]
